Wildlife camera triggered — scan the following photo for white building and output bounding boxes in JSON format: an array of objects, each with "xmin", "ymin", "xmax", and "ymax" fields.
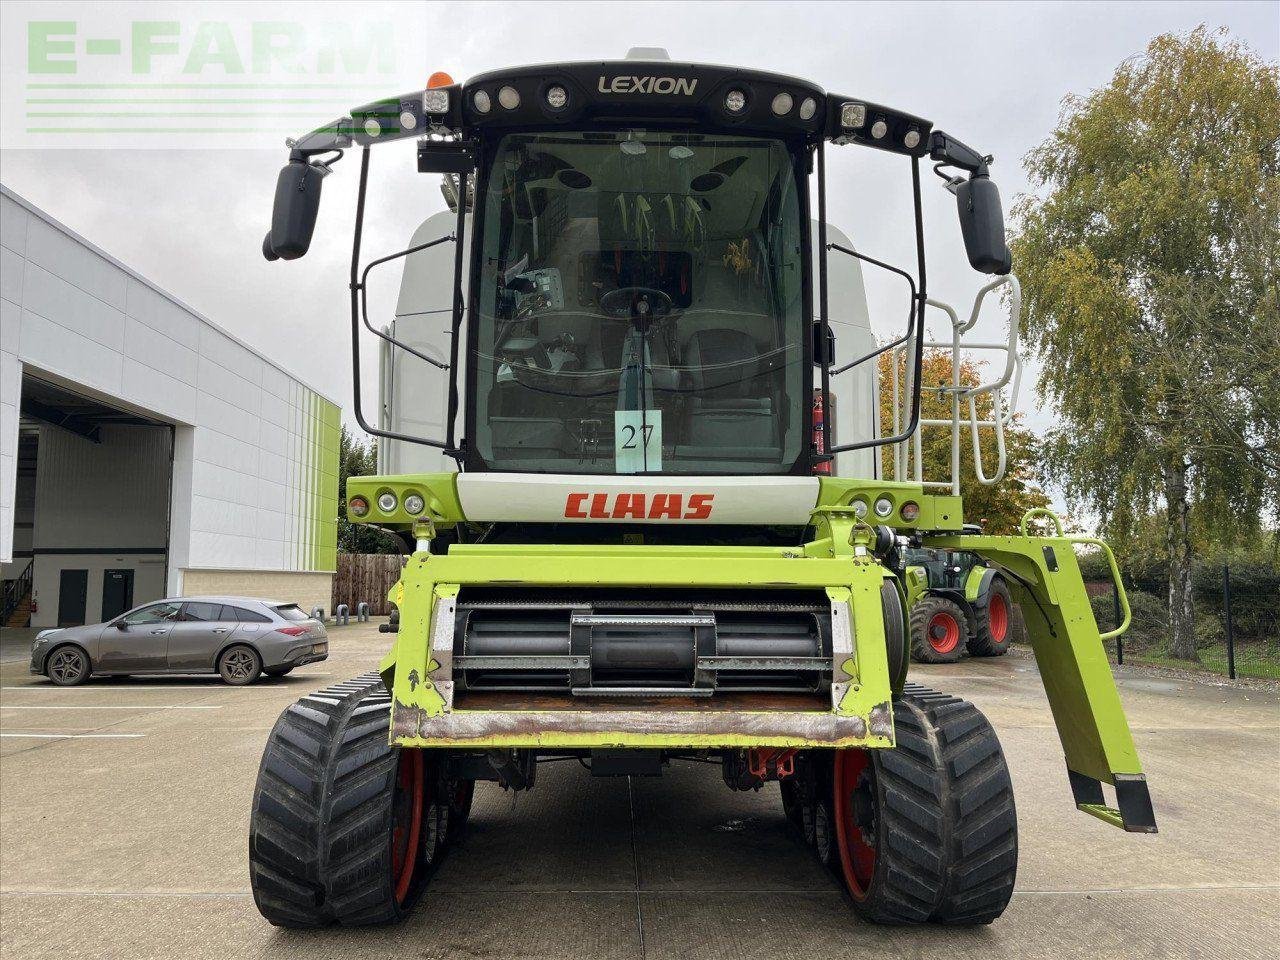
[{"xmin": 1, "ymin": 185, "xmax": 339, "ymax": 630}]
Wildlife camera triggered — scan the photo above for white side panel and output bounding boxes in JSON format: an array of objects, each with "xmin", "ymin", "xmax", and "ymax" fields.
[
  {"xmin": 816, "ymin": 222, "xmax": 879, "ymax": 479},
  {"xmin": 383, "ymin": 210, "xmax": 465, "ymax": 476},
  {"xmin": 0, "ymin": 186, "xmax": 339, "ymax": 583},
  {"xmin": 457, "ymin": 474, "xmax": 820, "ymax": 525}
]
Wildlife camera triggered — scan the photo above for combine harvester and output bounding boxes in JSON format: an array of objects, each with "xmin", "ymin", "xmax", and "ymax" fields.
[{"xmin": 250, "ymin": 50, "xmax": 1154, "ymax": 929}]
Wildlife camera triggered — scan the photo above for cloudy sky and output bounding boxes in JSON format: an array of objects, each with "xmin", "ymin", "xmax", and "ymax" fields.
[{"xmin": 2, "ymin": 0, "xmax": 1276, "ymax": 494}]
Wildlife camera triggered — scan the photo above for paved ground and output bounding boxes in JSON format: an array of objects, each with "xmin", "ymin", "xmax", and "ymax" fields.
[{"xmin": 1, "ymin": 621, "xmax": 1277, "ymax": 959}]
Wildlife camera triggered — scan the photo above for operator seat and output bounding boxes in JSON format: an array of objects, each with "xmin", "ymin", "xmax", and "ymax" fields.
[{"xmin": 684, "ymin": 327, "xmax": 776, "ymax": 450}]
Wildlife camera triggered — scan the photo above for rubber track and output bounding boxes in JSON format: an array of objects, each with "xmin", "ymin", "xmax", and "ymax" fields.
[
  {"xmin": 898, "ymin": 684, "xmax": 1018, "ymax": 924},
  {"xmin": 249, "ymin": 672, "xmax": 412, "ymax": 928}
]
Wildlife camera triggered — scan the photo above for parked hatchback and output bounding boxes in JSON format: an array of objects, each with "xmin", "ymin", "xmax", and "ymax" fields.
[{"xmin": 29, "ymin": 596, "xmax": 328, "ymax": 686}]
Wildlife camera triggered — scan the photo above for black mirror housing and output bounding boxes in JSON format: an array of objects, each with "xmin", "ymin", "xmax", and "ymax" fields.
[
  {"xmin": 956, "ymin": 176, "xmax": 1011, "ymax": 275},
  {"xmin": 812, "ymin": 320, "xmax": 836, "ymax": 366},
  {"xmin": 267, "ymin": 159, "xmax": 324, "ymax": 261}
]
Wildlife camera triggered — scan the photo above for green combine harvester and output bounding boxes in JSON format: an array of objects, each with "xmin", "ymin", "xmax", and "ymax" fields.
[{"xmin": 249, "ymin": 49, "xmax": 1154, "ymax": 930}]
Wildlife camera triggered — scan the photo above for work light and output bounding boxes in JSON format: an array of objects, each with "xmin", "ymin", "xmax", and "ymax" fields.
[
  {"xmin": 377, "ymin": 492, "xmax": 398, "ymax": 513},
  {"xmin": 840, "ymin": 102, "xmax": 866, "ymax": 128},
  {"xmin": 799, "ymin": 97, "xmax": 817, "ymax": 120},
  {"xmin": 473, "ymin": 90, "xmax": 492, "ymax": 113},
  {"xmin": 404, "ymin": 493, "xmax": 426, "ymax": 516},
  {"xmin": 771, "ymin": 92, "xmax": 793, "ymax": 116},
  {"xmin": 422, "ymin": 88, "xmax": 450, "ymax": 115},
  {"xmin": 498, "ymin": 86, "xmax": 521, "ymax": 110},
  {"xmin": 724, "ymin": 89, "xmax": 747, "ymax": 113},
  {"xmin": 545, "ymin": 85, "xmax": 568, "ymax": 110},
  {"xmin": 873, "ymin": 496, "xmax": 893, "ymax": 518}
]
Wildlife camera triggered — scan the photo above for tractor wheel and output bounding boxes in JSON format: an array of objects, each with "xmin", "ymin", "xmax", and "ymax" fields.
[
  {"xmin": 831, "ymin": 685, "xmax": 1018, "ymax": 925},
  {"xmin": 910, "ymin": 596, "xmax": 967, "ymax": 664},
  {"xmin": 248, "ymin": 673, "xmax": 445, "ymax": 927},
  {"xmin": 968, "ymin": 577, "xmax": 1014, "ymax": 657}
]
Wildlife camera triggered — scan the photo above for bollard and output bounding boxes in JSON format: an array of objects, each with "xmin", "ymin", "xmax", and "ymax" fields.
[
  {"xmin": 310, "ymin": 606, "xmax": 325, "ymax": 623},
  {"xmin": 357, "ymin": 602, "xmax": 370, "ymax": 623},
  {"xmin": 335, "ymin": 603, "xmax": 350, "ymax": 626}
]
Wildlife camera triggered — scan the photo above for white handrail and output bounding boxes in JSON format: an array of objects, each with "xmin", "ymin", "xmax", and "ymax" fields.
[{"xmin": 885, "ymin": 273, "xmax": 1023, "ymax": 494}]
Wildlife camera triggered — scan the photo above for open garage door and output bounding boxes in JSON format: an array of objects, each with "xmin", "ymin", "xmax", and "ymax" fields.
[{"xmin": 17, "ymin": 375, "xmax": 172, "ymax": 630}]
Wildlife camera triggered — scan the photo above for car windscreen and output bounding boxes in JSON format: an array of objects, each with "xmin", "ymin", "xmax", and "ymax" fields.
[{"xmin": 470, "ymin": 129, "xmax": 807, "ymax": 474}]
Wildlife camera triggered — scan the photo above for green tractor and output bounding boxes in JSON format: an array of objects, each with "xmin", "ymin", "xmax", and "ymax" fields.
[
  {"xmin": 905, "ymin": 547, "xmax": 1023, "ymax": 663},
  {"xmin": 248, "ymin": 50, "xmax": 1154, "ymax": 931}
]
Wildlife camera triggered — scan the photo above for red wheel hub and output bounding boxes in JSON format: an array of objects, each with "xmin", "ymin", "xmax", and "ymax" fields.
[
  {"xmin": 391, "ymin": 750, "xmax": 425, "ymax": 905},
  {"xmin": 988, "ymin": 594, "xmax": 1008, "ymax": 643},
  {"xmin": 833, "ymin": 750, "xmax": 877, "ymax": 899},
  {"xmin": 928, "ymin": 612, "xmax": 961, "ymax": 654}
]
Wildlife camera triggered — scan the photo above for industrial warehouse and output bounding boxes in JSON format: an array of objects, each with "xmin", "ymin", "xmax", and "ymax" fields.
[{"xmin": 0, "ymin": 185, "xmax": 339, "ymax": 631}]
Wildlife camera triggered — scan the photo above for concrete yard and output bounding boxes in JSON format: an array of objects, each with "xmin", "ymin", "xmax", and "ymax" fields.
[{"xmin": 1, "ymin": 621, "xmax": 1276, "ymax": 960}]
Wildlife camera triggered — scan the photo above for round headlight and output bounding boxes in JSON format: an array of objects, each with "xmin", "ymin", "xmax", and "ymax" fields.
[
  {"xmin": 900, "ymin": 501, "xmax": 920, "ymax": 522},
  {"xmin": 724, "ymin": 89, "xmax": 747, "ymax": 114},
  {"xmin": 873, "ymin": 496, "xmax": 893, "ymax": 518},
  {"xmin": 399, "ymin": 110, "xmax": 417, "ymax": 130},
  {"xmin": 497, "ymin": 85, "xmax": 521, "ymax": 110},
  {"xmin": 473, "ymin": 89, "xmax": 492, "ymax": 114},
  {"xmin": 851, "ymin": 499, "xmax": 868, "ymax": 519},
  {"xmin": 545, "ymin": 85, "xmax": 568, "ymax": 110},
  {"xmin": 799, "ymin": 97, "xmax": 817, "ymax": 121},
  {"xmin": 770, "ymin": 92, "xmax": 793, "ymax": 116},
  {"xmin": 404, "ymin": 493, "xmax": 426, "ymax": 516},
  {"xmin": 870, "ymin": 119, "xmax": 888, "ymax": 140},
  {"xmin": 903, "ymin": 128, "xmax": 921, "ymax": 150},
  {"xmin": 362, "ymin": 117, "xmax": 381, "ymax": 138},
  {"xmin": 348, "ymin": 496, "xmax": 370, "ymax": 518},
  {"xmin": 377, "ymin": 492, "xmax": 398, "ymax": 513}
]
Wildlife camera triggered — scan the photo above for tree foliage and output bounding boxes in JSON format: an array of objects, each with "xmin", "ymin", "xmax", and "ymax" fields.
[
  {"xmin": 879, "ymin": 349, "xmax": 1050, "ymax": 534},
  {"xmin": 337, "ymin": 426, "xmax": 401, "ymax": 554},
  {"xmin": 1010, "ymin": 27, "xmax": 1280, "ymax": 658}
]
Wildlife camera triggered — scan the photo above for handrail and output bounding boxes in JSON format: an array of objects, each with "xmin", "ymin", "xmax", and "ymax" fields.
[
  {"xmin": 1016, "ymin": 509, "xmax": 1131, "ymax": 642},
  {"xmin": 887, "ymin": 273, "xmax": 1022, "ymax": 493},
  {"xmin": 1, "ymin": 559, "xmax": 34, "ymax": 624}
]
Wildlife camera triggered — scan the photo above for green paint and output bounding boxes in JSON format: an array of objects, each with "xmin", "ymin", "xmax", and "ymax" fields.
[{"xmin": 925, "ymin": 529, "xmax": 1144, "ymax": 785}]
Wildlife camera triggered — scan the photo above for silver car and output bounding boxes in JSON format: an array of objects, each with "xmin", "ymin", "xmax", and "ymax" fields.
[{"xmin": 29, "ymin": 596, "xmax": 329, "ymax": 686}]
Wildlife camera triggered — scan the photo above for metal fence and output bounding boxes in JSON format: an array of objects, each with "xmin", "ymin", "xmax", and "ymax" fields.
[
  {"xmin": 1088, "ymin": 563, "xmax": 1280, "ymax": 680},
  {"xmin": 332, "ymin": 553, "xmax": 405, "ymax": 617}
]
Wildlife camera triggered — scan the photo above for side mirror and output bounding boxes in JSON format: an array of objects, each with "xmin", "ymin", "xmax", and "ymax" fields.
[
  {"xmin": 266, "ymin": 158, "xmax": 324, "ymax": 261},
  {"xmin": 115, "ymin": 620, "xmax": 127, "ymax": 630},
  {"xmin": 812, "ymin": 320, "xmax": 836, "ymax": 366},
  {"xmin": 956, "ymin": 175, "xmax": 1012, "ymax": 275}
]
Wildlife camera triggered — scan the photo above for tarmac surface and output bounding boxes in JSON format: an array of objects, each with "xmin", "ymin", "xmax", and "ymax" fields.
[{"xmin": 1, "ymin": 620, "xmax": 1277, "ymax": 959}]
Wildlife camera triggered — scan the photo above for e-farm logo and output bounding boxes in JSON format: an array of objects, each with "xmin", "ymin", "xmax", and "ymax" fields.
[{"xmin": 3, "ymin": 8, "xmax": 414, "ymax": 149}]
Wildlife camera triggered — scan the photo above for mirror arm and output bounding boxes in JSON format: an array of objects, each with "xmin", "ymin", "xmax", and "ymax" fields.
[
  {"xmin": 928, "ymin": 130, "xmax": 990, "ymax": 178},
  {"xmin": 288, "ymin": 118, "xmax": 353, "ymax": 158}
]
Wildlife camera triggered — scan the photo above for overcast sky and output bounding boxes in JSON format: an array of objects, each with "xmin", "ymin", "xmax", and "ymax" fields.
[{"xmin": 2, "ymin": 1, "xmax": 1276, "ymax": 500}]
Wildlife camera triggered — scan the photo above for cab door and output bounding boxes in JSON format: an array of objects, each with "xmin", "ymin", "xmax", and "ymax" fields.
[{"xmin": 96, "ymin": 601, "xmax": 181, "ymax": 672}]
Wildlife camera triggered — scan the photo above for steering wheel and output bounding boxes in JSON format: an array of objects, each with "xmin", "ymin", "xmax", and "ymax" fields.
[{"xmin": 598, "ymin": 286, "xmax": 673, "ymax": 321}]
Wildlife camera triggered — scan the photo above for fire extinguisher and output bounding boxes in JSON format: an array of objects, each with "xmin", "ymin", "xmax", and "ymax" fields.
[{"xmin": 812, "ymin": 389, "xmax": 831, "ymax": 475}]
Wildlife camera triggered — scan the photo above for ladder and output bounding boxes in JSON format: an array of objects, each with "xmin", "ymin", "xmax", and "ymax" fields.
[{"xmin": 882, "ymin": 274, "xmax": 1023, "ymax": 495}]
